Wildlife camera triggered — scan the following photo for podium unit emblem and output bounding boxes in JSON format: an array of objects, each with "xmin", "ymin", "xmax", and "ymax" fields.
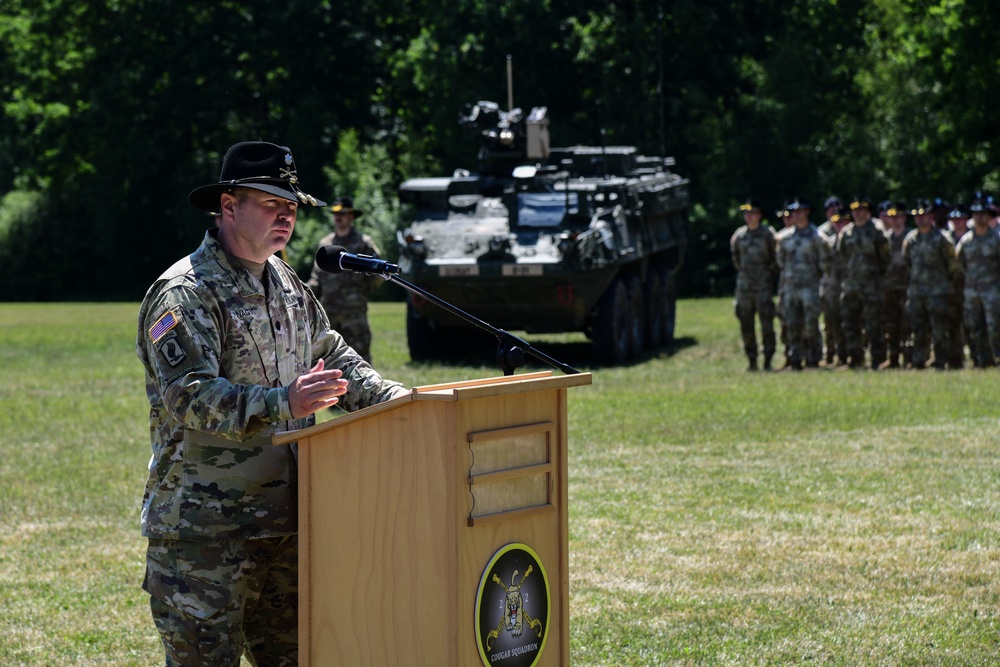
[{"xmin": 476, "ymin": 543, "xmax": 550, "ymax": 667}]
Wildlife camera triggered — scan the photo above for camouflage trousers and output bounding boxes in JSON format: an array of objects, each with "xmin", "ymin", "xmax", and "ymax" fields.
[
  {"xmin": 963, "ymin": 288, "xmax": 1000, "ymax": 367},
  {"xmin": 330, "ymin": 310, "xmax": 373, "ymax": 363},
  {"xmin": 841, "ymin": 289, "xmax": 884, "ymax": 368},
  {"xmin": 906, "ymin": 293, "xmax": 953, "ymax": 369},
  {"xmin": 820, "ymin": 281, "xmax": 844, "ymax": 363},
  {"xmin": 947, "ymin": 289, "xmax": 966, "ymax": 368},
  {"xmin": 734, "ymin": 289, "xmax": 776, "ymax": 359},
  {"xmin": 144, "ymin": 536, "xmax": 298, "ymax": 667},
  {"xmin": 781, "ymin": 286, "xmax": 822, "ymax": 366},
  {"xmin": 882, "ymin": 287, "xmax": 910, "ymax": 366}
]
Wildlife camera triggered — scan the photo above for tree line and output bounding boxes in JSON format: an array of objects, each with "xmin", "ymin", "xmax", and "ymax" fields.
[{"xmin": 2, "ymin": 0, "xmax": 1000, "ymax": 300}]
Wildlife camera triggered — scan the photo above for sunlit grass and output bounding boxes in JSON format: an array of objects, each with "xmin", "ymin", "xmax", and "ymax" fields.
[{"xmin": 1, "ymin": 300, "xmax": 997, "ymax": 665}]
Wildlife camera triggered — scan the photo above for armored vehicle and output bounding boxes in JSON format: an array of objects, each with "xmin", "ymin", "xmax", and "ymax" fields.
[{"xmin": 397, "ymin": 101, "xmax": 690, "ymax": 365}]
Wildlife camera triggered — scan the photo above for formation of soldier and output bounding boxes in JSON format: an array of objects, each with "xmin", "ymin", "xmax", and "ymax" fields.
[{"xmin": 730, "ymin": 194, "xmax": 1000, "ymax": 371}]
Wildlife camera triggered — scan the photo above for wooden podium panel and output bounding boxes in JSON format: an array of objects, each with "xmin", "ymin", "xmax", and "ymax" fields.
[{"xmin": 273, "ymin": 371, "xmax": 591, "ymax": 666}]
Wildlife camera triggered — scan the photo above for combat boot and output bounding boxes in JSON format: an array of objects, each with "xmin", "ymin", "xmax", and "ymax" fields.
[
  {"xmin": 763, "ymin": 354, "xmax": 773, "ymax": 371},
  {"xmin": 746, "ymin": 356, "xmax": 759, "ymax": 372}
]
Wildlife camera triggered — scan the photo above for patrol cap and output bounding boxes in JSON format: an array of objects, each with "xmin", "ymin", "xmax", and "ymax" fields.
[
  {"xmin": 911, "ymin": 198, "xmax": 933, "ymax": 216},
  {"xmin": 823, "ymin": 196, "xmax": 842, "ymax": 209},
  {"xmin": 785, "ymin": 196, "xmax": 811, "ymax": 211},
  {"xmin": 831, "ymin": 206, "xmax": 852, "ymax": 223},
  {"xmin": 739, "ymin": 197, "xmax": 764, "ymax": 213},
  {"xmin": 849, "ymin": 196, "xmax": 873, "ymax": 211},
  {"xmin": 932, "ymin": 197, "xmax": 951, "ymax": 212},
  {"xmin": 948, "ymin": 203, "xmax": 969, "ymax": 218},
  {"xmin": 331, "ymin": 196, "xmax": 364, "ymax": 218},
  {"xmin": 884, "ymin": 200, "xmax": 908, "ymax": 217},
  {"xmin": 189, "ymin": 141, "xmax": 327, "ymax": 213}
]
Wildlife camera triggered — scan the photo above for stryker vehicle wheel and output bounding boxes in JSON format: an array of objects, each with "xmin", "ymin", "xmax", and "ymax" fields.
[
  {"xmin": 406, "ymin": 302, "xmax": 436, "ymax": 361},
  {"xmin": 625, "ymin": 275, "xmax": 644, "ymax": 357},
  {"xmin": 659, "ymin": 266, "xmax": 677, "ymax": 344},
  {"xmin": 643, "ymin": 269, "xmax": 664, "ymax": 349},
  {"xmin": 592, "ymin": 278, "xmax": 632, "ymax": 365}
]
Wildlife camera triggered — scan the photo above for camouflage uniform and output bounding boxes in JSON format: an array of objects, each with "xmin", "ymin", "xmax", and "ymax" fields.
[
  {"xmin": 308, "ymin": 227, "xmax": 384, "ymax": 363},
  {"xmin": 955, "ymin": 229, "xmax": 1000, "ymax": 367},
  {"xmin": 817, "ymin": 219, "xmax": 846, "ymax": 364},
  {"xmin": 902, "ymin": 228, "xmax": 960, "ymax": 369},
  {"xmin": 730, "ymin": 223, "xmax": 778, "ymax": 369},
  {"xmin": 137, "ymin": 230, "xmax": 406, "ymax": 666},
  {"xmin": 776, "ymin": 223, "xmax": 826, "ymax": 368},
  {"xmin": 837, "ymin": 219, "xmax": 890, "ymax": 368},
  {"xmin": 882, "ymin": 227, "xmax": 911, "ymax": 368}
]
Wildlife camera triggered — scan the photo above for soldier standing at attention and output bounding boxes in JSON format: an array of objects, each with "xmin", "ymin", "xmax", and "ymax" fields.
[
  {"xmin": 955, "ymin": 198, "xmax": 1000, "ymax": 367},
  {"xmin": 776, "ymin": 197, "xmax": 827, "ymax": 370},
  {"xmin": 136, "ymin": 142, "xmax": 408, "ymax": 666},
  {"xmin": 903, "ymin": 198, "xmax": 961, "ymax": 369},
  {"xmin": 880, "ymin": 201, "xmax": 912, "ymax": 368},
  {"xmin": 308, "ymin": 197, "xmax": 384, "ymax": 363},
  {"xmin": 817, "ymin": 196, "xmax": 848, "ymax": 366},
  {"xmin": 946, "ymin": 204, "xmax": 970, "ymax": 243},
  {"xmin": 837, "ymin": 196, "xmax": 891, "ymax": 369},
  {"xmin": 730, "ymin": 197, "xmax": 779, "ymax": 371}
]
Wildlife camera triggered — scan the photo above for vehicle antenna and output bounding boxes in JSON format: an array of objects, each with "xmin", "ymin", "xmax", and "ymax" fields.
[{"xmin": 506, "ymin": 54, "xmax": 514, "ymax": 111}]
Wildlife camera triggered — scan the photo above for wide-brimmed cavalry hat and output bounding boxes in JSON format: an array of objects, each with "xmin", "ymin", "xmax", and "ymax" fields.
[
  {"xmin": 739, "ymin": 197, "xmax": 764, "ymax": 213},
  {"xmin": 189, "ymin": 141, "xmax": 326, "ymax": 212},
  {"xmin": 330, "ymin": 196, "xmax": 364, "ymax": 218}
]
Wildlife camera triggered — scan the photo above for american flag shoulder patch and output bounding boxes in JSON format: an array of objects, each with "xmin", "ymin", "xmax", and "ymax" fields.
[{"xmin": 149, "ymin": 310, "xmax": 180, "ymax": 344}]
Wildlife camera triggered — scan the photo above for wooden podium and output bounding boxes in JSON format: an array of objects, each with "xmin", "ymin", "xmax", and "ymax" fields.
[{"xmin": 272, "ymin": 370, "xmax": 592, "ymax": 666}]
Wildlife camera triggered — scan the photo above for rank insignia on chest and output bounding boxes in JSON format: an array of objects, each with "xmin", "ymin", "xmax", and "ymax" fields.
[{"xmin": 149, "ymin": 310, "xmax": 180, "ymax": 344}]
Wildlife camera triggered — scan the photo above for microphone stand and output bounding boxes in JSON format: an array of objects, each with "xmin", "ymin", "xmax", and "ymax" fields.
[{"xmin": 384, "ymin": 273, "xmax": 580, "ymax": 376}]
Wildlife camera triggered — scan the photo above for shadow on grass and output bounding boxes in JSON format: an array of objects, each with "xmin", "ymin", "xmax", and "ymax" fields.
[{"xmin": 404, "ymin": 332, "xmax": 699, "ymax": 372}]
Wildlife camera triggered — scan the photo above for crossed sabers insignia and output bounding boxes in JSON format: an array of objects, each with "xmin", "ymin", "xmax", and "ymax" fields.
[{"xmin": 485, "ymin": 565, "xmax": 544, "ymax": 651}]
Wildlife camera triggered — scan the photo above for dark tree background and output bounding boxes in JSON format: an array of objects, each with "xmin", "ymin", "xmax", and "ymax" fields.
[{"xmin": 3, "ymin": 0, "xmax": 1000, "ymax": 300}]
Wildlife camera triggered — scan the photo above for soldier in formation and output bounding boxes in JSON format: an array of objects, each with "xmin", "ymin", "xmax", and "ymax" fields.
[
  {"xmin": 880, "ymin": 201, "xmax": 911, "ymax": 368},
  {"xmin": 775, "ymin": 197, "xmax": 827, "ymax": 370},
  {"xmin": 955, "ymin": 199, "xmax": 1000, "ymax": 367},
  {"xmin": 817, "ymin": 196, "xmax": 848, "ymax": 366},
  {"xmin": 902, "ymin": 198, "xmax": 960, "ymax": 369},
  {"xmin": 730, "ymin": 198, "xmax": 778, "ymax": 371},
  {"xmin": 837, "ymin": 197, "xmax": 891, "ymax": 369},
  {"xmin": 731, "ymin": 191, "xmax": 1000, "ymax": 371}
]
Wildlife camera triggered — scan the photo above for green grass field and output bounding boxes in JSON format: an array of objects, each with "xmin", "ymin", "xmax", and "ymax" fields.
[{"xmin": 0, "ymin": 300, "xmax": 997, "ymax": 665}]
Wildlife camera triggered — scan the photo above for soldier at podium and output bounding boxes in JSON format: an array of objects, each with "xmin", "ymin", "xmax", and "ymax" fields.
[{"xmin": 136, "ymin": 141, "xmax": 408, "ymax": 666}]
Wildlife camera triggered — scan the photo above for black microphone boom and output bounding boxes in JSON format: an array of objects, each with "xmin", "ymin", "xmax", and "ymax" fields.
[{"xmin": 316, "ymin": 245, "xmax": 400, "ymax": 276}]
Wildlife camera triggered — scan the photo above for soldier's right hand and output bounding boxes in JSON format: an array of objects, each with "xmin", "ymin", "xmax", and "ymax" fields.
[{"xmin": 288, "ymin": 359, "xmax": 348, "ymax": 419}]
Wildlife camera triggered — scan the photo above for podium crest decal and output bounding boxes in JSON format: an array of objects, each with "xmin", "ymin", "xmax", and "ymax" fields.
[{"xmin": 476, "ymin": 543, "xmax": 549, "ymax": 667}]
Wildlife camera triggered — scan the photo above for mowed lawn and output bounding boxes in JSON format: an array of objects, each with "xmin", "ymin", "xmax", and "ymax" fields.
[{"xmin": 0, "ymin": 300, "xmax": 997, "ymax": 665}]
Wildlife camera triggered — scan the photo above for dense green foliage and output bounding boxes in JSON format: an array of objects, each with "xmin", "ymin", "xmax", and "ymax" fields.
[{"xmin": 3, "ymin": 1, "xmax": 1000, "ymax": 299}]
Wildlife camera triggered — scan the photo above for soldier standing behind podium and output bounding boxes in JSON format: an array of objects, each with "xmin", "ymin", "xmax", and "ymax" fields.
[
  {"xmin": 955, "ymin": 198, "xmax": 1000, "ymax": 367},
  {"xmin": 308, "ymin": 197, "xmax": 384, "ymax": 363},
  {"xmin": 776, "ymin": 197, "xmax": 826, "ymax": 370},
  {"xmin": 903, "ymin": 198, "xmax": 961, "ymax": 369},
  {"xmin": 837, "ymin": 196, "xmax": 891, "ymax": 369},
  {"xmin": 136, "ymin": 141, "xmax": 407, "ymax": 666},
  {"xmin": 730, "ymin": 197, "xmax": 778, "ymax": 371}
]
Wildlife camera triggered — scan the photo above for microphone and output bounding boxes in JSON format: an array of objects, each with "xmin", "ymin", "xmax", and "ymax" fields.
[{"xmin": 315, "ymin": 245, "xmax": 400, "ymax": 276}]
